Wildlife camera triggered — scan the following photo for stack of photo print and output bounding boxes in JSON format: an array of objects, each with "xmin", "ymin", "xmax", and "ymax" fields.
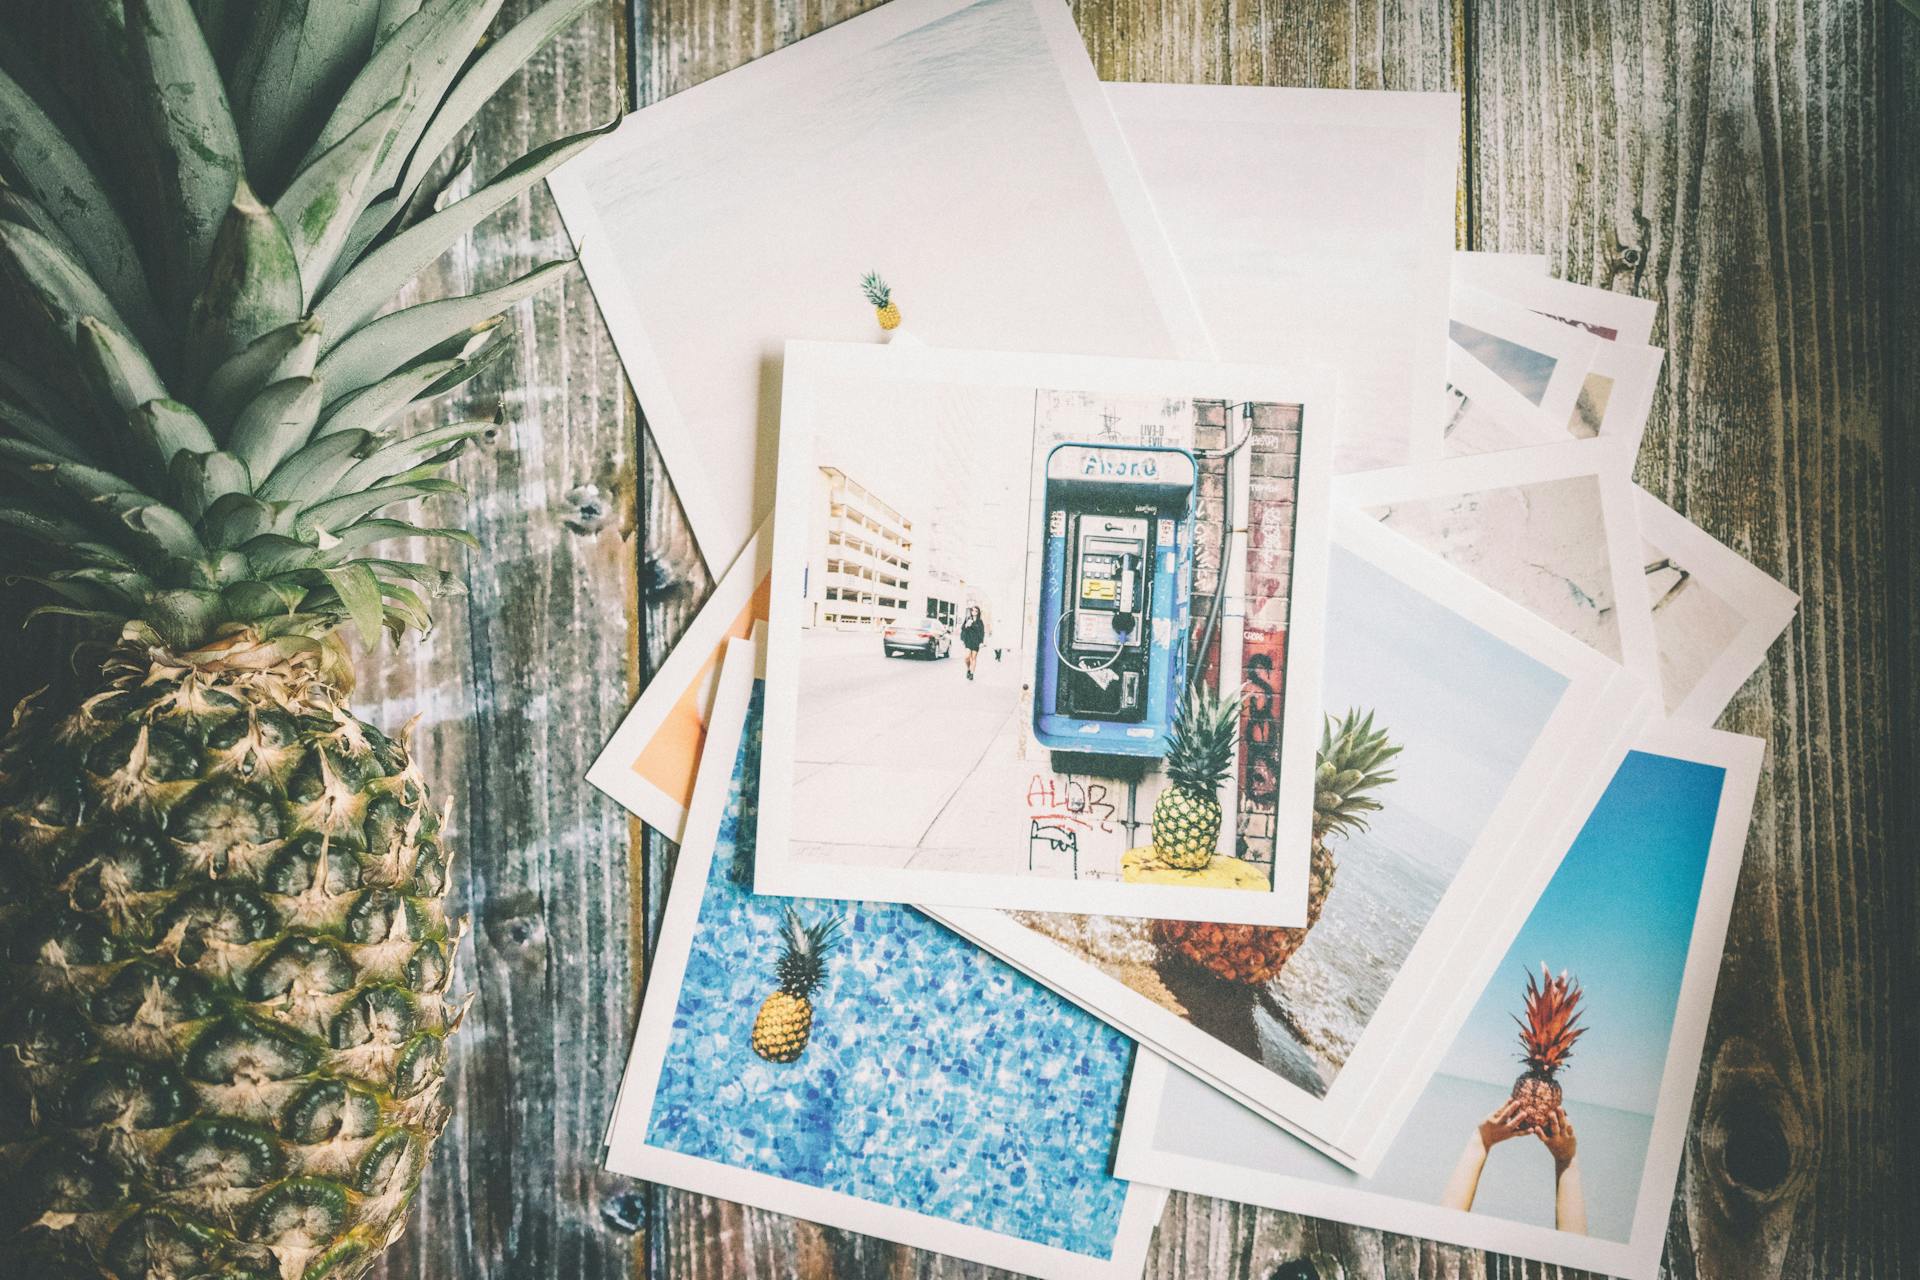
[{"xmin": 557, "ymin": 3, "xmax": 1799, "ymax": 1277}]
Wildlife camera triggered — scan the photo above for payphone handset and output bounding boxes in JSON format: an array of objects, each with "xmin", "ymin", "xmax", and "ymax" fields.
[
  {"xmin": 1034, "ymin": 444, "xmax": 1198, "ymax": 764},
  {"xmin": 1068, "ymin": 517, "xmax": 1149, "ymax": 658}
]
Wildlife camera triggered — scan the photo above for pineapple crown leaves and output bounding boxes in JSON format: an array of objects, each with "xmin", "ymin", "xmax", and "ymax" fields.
[
  {"xmin": 773, "ymin": 905, "xmax": 843, "ymax": 998},
  {"xmin": 0, "ymin": 0, "xmax": 608, "ymax": 653},
  {"xmin": 1512, "ymin": 962, "xmax": 1586, "ymax": 1074},
  {"xmin": 1166, "ymin": 681, "xmax": 1240, "ymax": 796},
  {"xmin": 859, "ymin": 270, "xmax": 891, "ymax": 308},
  {"xmin": 1312, "ymin": 707, "xmax": 1402, "ymax": 840}
]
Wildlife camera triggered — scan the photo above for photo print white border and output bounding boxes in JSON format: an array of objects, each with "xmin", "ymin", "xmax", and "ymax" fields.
[
  {"xmin": 604, "ymin": 636, "xmax": 1170, "ymax": 1280},
  {"xmin": 1334, "ymin": 435, "xmax": 1662, "ymax": 691},
  {"xmin": 1578, "ymin": 340, "xmax": 1665, "ymax": 451},
  {"xmin": 1107, "ymin": 83, "xmax": 1459, "ymax": 474},
  {"xmin": 1422, "ymin": 355, "xmax": 1794, "ymax": 726},
  {"xmin": 1113, "ymin": 719, "xmax": 1763, "ymax": 1280},
  {"xmin": 1451, "ymin": 259, "xmax": 1660, "ymax": 345},
  {"xmin": 585, "ymin": 517, "xmax": 773, "ymax": 841},
  {"xmin": 929, "ymin": 507, "xmax": 1651, "ymax": 1168},
  {"xmin": 1636, "ymin": 492, "xmax": 1799, "ymax": 727},
  {"xmin": 755, "ymin": 339, "xmax": 1336, "ymax": 924},
  {"xmin": 1440, "ymin": 341, "xmax": 1564, "ymax": 456},
  {"xmin": 1449, "ymin": 285, "xmax": 1599, "ymax": 432},
  {"xmin": 1451, "ymin": 249, "xmax": 1551, "ymax": 291},
  {"xmin": 548, "ymin": 0, "xmax": 1209, "ymax": 570}
]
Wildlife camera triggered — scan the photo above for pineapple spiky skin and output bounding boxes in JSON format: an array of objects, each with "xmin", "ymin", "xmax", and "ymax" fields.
[
  {"xmin": 1152, "ymin": 708, "xmax": 1399, "ymax": 984},
  {"xmin": 749, "ymin": 907, "xmax": 840, "ymax": 1063},
  {"xmin": 1508, "ymin": 964, "xmax": 1584, "ymax": 1128},
  {"xmin": 0, "ymin": 635, "xmax": 464, "ymax": 1278},
  {"xmin": 0, "ymin": 0, "xmax": 604, "ymax": 1272},
  {"xmin": 749, "ymin": 993, "xmax": 816, "ymax": 1064},
  {"xmin": 1150, "ymin": 789, "xmax": 1223, "ymax": 871},
  {"xmin": 1151, "ymin": 685, "xmax": 1240, "ymax": 870},
  {"xmin": 860, "ymin": 271, "xmax": 901, "ymax": 330}
]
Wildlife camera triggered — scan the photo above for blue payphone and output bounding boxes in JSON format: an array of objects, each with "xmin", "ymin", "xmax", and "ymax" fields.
[{"xmin": 1033, "ymin": 442, "xmax": 1197, "ymax": 768}]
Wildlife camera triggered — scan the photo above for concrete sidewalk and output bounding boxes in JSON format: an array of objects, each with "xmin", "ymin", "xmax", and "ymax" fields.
[{"xmin": 789, "ymin": 629, "xmax": 1031, "ymax": 870}]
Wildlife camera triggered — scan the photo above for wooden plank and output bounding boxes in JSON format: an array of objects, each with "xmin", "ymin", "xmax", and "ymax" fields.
[
  {"xmin": 1471, "ymin": 2, "xmax": 1910, "ymax": 1278},
  {"xmin": 354, "ymin": 3, "xmax": 642, "ymax": 1279},
  {"xmin": 1882, "ymin": 1, "xmax": 1920, "ymax": 1264}
]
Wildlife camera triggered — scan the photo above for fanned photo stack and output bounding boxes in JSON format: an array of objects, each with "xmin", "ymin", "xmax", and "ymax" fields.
[{"xmin": 552, "ymin": 2, "xmax": 1800, "ymax": 1277}]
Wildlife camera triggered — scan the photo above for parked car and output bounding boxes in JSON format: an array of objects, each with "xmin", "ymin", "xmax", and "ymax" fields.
[{"xmin": 883, "ymin": 618, "xmax": 953, "ymax": 659}]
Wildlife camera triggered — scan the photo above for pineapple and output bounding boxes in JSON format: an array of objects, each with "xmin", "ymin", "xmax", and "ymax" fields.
[
  {"xmin": 0, "ymin": 0, "xmax": 601, "ymax": 1275},
  {"xmin": 860, "ymin": 271, "xmax": 901, "ymax": 330},
  {"xmin": 1151, "ymin": 685, "xmax": 1240, "ymax": 870},
  {"xmin": 1152, "ymin": 709, "xmax": 1399, "ymax": 984},
  {"xmin": 1509, "ymin": 963, "xmax": 1585, "ymax": 1127},
  {"xmin": 749, "ymin": 907, "xmax": 841, "ymax": 1064}
]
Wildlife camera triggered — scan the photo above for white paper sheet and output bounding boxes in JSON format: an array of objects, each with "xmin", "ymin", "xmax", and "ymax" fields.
[{"xmin": 549, "ymin": 0, "xmax": 1209, "ymax": 570}]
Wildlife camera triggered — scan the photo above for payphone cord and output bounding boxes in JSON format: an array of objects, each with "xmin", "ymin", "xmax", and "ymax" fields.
[
  {"xmin": 1051, "ymin": 606, "xmax": 1129, "ymax": 675},
  {"xmin": 1187, "ymin": 402, "xmax": 1258, "ymax": 696}
]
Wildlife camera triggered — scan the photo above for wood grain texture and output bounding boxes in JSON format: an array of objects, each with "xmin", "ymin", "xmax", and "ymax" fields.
[
  {"xmin": 350, "ymin": 4, "xmax": 643, "ymax": 1279},
  {"xmin": 1881, "ymin": 4, "xmax": 1920, "ymax": 1274},
  {"xmin": 1470, "ymin": 3, "xmax": 1911, "ymax": 1279}
]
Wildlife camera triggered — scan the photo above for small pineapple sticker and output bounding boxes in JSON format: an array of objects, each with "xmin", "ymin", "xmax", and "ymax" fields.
[
  {"xmin": 750, "ymin": 907, "xmax": 843, "ymax": 1063},
  {"xmin": 861, "ymin": 270, "xmax": 901, "ymax": 330},
  {"xmin": 1509, "ymin": 963, "xmax": 1586, "ymax": 1127},
  {"xmin": 1151, "ymin": 684, "xmax": 1241, "ymax": 870}
]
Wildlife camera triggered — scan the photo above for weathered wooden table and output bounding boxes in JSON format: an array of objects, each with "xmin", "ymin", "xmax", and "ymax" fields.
[{"xmin": 10, "ymin": 1, "xmax": 1912, "ymax": 1276}]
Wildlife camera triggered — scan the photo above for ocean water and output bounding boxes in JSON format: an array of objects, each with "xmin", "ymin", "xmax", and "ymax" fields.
[
  {"xmin": 645, "ymin": 690, "xmax": 1134, "ymax": 1258},
  {"xmin": 1266, "ymin": 820, "xmax": 1456, "ymax": 1083}
]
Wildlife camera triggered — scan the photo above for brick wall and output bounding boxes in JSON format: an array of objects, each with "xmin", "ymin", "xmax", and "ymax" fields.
[{"xmin": 1187, "ymin": 400, "xmax": 1303, "ymax": 871}]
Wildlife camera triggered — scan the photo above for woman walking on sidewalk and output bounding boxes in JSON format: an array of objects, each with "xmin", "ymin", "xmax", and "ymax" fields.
[{"xmin": 960, "ymin": 606, "xmax": 987, "ymax": 681}]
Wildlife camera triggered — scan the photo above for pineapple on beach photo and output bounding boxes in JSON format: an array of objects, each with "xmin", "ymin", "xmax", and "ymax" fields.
[
  {"xmin": 1152, "ymin": 708, "xmax": 1400, "ymax": 985},
  {"xmin": 750, "ymin": 906, "xmax": 843, "ymax": 1063},
  {"xmin": 860, "ymin": 270, "xmax": 901, "ymax": 330},
  {"xmin": 0, "ymin": 0, "xmax": 601, "ymax": 1275}
]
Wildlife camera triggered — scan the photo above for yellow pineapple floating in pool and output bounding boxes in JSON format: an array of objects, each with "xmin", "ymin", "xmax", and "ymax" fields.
[
  {"xmin": 861, "ymin": 270, "xmax": 902, "ymax": 329},
  {"xmin": 751, "ymin": 907, "xmax": 843, "ymax": 1062}
]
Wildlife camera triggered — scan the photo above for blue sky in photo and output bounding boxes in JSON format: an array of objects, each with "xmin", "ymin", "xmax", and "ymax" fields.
[
  {"xmin": 1450, "ymin": 320, "xmax": 1558, "ymax": 405},
  {"xmin": 1439, "ymin": 749, "xmax": 1725, "ymax": 1114},
  {"xmin": 1323, "ymin": 542, "xmax": 1570, "ymax": 856},
  {"xmin": 1152, "ymin": 747, "xmax": 1729, "ymax": 1242},
  {"xmin": 645, "ymin": 687, "xmax": 1135, "ymax": 1259}
]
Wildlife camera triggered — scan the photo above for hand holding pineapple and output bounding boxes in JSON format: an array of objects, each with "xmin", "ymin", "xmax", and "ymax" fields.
[
  {"xmin": 1508, "ymin": 963, "xmax": 1585, "ymax": 1131},
  {"xmin": 0, "ymin": 0, "xmax": 601, "ymax": 1274}
]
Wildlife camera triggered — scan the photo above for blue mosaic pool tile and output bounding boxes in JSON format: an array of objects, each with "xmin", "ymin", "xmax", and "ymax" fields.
[{"xmin": 645, "ymin": 686, "xmax": 1135, "ymax": 1257}]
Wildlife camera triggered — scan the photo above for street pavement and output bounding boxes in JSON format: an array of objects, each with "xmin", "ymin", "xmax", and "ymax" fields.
[{"xmin": 789, "ymin": 628, "xmax": 1033, "ymax": 871}]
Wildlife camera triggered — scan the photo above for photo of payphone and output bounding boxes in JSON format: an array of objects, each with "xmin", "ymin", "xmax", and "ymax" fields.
[{"xmin": 1034, "ymin": 443, "xmax": 1197, "ymax": 768}]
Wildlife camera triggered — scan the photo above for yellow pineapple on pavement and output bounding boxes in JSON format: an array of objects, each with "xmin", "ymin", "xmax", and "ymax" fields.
[{"xmin": 1150, "ymin": 684, "xmax": 1241, "ymax": 870}]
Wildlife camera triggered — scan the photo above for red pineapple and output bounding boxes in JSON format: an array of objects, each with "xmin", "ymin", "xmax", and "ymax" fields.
[{"xmin": 1509, "ymin": 963, "xmax": 1586, "ymax": 1127}]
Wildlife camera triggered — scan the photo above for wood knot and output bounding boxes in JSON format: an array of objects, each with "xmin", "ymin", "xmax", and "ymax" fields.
[
  {"xmin": 1271, "ymin": 1255, "xmax": 1341, "ymax": 1280},
  {"xmin": 480, "ymin": 890, "xmax": 549, "ymax": 965},
  {"xmin": 564, "ymin": 483, "xmax": 613, "ymax": 534},
  {"xmin": 640, "ymin": 550, "xmax": 692, "ymax": 601},
  {"xmin": 600, "ymin": 1187, "xmax": 647, "ymax": 1234},
  {"xmin": 1698, "ymin": 1036, "xmax": 1809, "ymax": 1214}
]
